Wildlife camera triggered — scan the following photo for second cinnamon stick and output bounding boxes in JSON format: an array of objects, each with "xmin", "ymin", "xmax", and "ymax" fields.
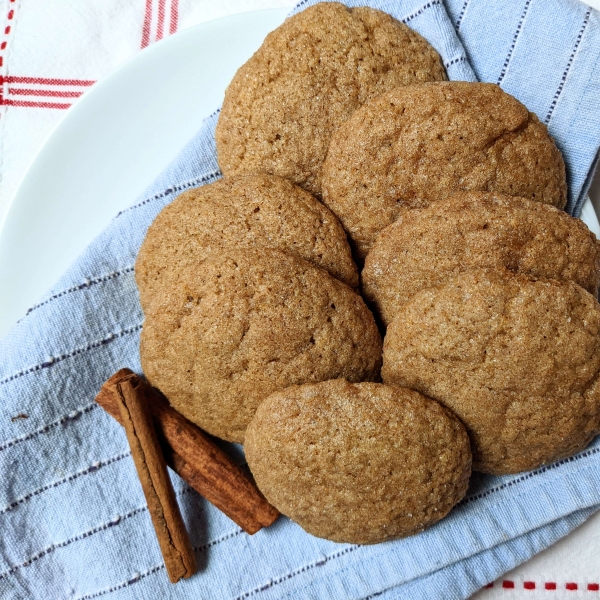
[
  {"xmin": 116, "ymin": 375, "xmax": 196, "ymax": 583},
  {"xmin": 96, "ymin": 369, "xmax": 279, "ymax": 534}
]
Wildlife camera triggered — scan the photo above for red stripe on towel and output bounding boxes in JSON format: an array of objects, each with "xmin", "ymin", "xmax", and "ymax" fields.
[
  {"xmin": 2, "ymin": 99, "xmax": 71, "ymax": 109},
  {"xmin": 141, "ymin": 0, "xmax": 153, "ymax": 48},
  {"xmin": 5, "ymin": 76, "xmax": 95, "ymax": 86},
  {"xmin": 157, "ymin": 0, "xmax": 166, "ymax": 40},
  {"xmin": 483, "ymin": 580, "xmax": 600, "ymax": 592},
  {"xmin": 9, "ymin": 88, "xmax": 83, "ymax": 98},
  {"xmin": 170, "ymin": 0, "xmax": 179, "ymax": 34}
]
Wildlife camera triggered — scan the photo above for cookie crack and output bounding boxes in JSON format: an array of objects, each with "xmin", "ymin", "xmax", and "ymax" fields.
[{"xmin": 456, "ymin": 114, "xmax": 532, "ymax": 189}]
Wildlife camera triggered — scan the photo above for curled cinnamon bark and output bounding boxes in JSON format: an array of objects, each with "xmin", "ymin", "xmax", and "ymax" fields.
[
  {"xmin": 96, "ymin": 369, "xmax": 279, "ymax": 535},
  {"xmin": 116, "ymin": 375, "xmax": 196, "ymax": 583}
]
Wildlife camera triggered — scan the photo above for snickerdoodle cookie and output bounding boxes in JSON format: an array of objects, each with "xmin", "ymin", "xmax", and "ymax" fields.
[
  {"xmin": 135, "ymin": 174, "xmax": 358, "ymax": 311},
  {"xmin": 362, "ymin": 192, "xmax": 600, "ymax": 327},
  {"xmin": 245, "ymin": 380, "xmax": 471, "ymax": 544},
  {"xmin": 322, "ymin": 82, "xmax": 567, "ymax": 259},
  {"xmin": 382, "ymin": 269, "xmax": 600, "ymax": 475},
  {"xmin": 215, "ymin": 2, "xmax": 446, "ymax": 197},
  {"xmin": 140, "ymin": 249, "xmax": 382, "ymax": 443}
]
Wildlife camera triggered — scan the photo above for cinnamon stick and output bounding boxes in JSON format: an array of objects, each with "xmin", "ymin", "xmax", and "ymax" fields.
[
  {"xmin": 115, "ymin": 374, "xmax": 196, "ymax": 583},
  {"xmin": 96, "ymin": 369, "xmax": 279, "ymax": 534}
]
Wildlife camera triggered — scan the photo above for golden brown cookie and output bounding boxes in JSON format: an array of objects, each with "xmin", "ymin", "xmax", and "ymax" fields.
[
  {"xmin": 322, "ymin": 82, "xmax": 567, "ymax": 259},
  {"xmin": 382, "ymin": 269, "xmax": 600, "ymax": 475},
  {"xmin": 245, "ymin": 380, "xmax": 471, "ymax": 544},
  {"xmin": 140, "ymin": 249, "xmax": 382, "ymax": 443},
  {"xmin": 215, "ymin": 2, "xmax": 446, "ymax": 197},
  {"xmin": 135, "ymin": 174, "xmax": 358, "ymax": 312},
  {"xmin": 362, "ymin": 192, "xmax": 600, "ymax": 327}
]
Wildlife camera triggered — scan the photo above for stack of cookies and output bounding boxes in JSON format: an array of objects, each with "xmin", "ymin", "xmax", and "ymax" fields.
[{"xmin": 136, "ymin": 2, "xmax": 600, "ymax": 545}]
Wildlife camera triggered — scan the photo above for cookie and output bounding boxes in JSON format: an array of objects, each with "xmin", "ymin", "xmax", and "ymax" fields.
[
  {"xmin": 140, "ymin": 249, "xmax": 382, "ymax": 443},
  {"xmin": 362, "ymin": 192, "xmax": 600, "ymax": 327},
  {"xmin": 382, "ymin": 269, "xmax": 600, "ymax": 475},
  {"xmin": 245, "ymin": 380, "xmax": 471, "ymax": 544},
  {"xmin": 135, "ymin": 174, "xmax": 358, "ymax": 312},
  {"xmin": 322, "ymin": 82, "xmax": 568, "ymax": 259},
  {"xmin": 215, "ymin": 2, "xmax": 446, "ymax": 197}
]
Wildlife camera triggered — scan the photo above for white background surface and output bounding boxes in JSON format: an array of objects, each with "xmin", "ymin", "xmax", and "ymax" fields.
[{"xmin": 0, "ymin": 0, "xmax": 599, "ymax": 596}]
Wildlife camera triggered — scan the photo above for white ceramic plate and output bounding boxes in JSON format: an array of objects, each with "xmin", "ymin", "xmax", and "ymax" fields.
[
  {"xmin": 0, "ymin": 6, "xmax": 598, "ymax": 338},
  {"xmin": 0, "ymin": 8, "xmax": 290, "ymax": 338}
]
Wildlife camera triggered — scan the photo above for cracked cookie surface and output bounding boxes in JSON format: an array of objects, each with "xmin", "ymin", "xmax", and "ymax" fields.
[
  {"xmin": 322, "ymin": 82, "xmax": 567, "ymax": 259},
  {"xmin": 140, "ymin": 249, "xmax": 382, "ymax": 443},
  {"xmin": 382, "ymin": 269, "xmax": 600, "ymax": 474},
  {"xmin": 215, "ymin": 2, "xmax": 446, "ymax": 197},
  {"xmin": 135, "ymin": 173, "xmax": 358, "ymax": 312},
  {"xmin": 362, "ymin": 192, "xmax": 600, "ymax": 327},
  {"xmin": 245, "ymin": 380, "xmax": 471, "ymax": 544}
]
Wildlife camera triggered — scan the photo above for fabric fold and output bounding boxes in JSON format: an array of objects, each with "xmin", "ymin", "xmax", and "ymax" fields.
[{"xmin": 445, "ymin": 0, "xmax": 600, "ymax": 215}]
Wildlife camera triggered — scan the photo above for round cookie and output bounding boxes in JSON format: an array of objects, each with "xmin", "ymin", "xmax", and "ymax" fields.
[
  {"xmin": 245, "ymin": 380, "xmax": 471, "ymax": 544},
  {"xmin": 382, "ymin": 269, "xmax": 600, "ymax": 475},
  {"xmin": 215, "ymin": 2, "xmax": 446, "ymax": 197},
  {"xmin": 322, "ymin": 82, "xmax": 568, "ymax": 259},
  {"xmin": 135, "ymin": 174, "xmax": 358, "ymax": 312},
  {"xmin": 140, "ymin": 249, "xmax": 382, "ymax": 443},
  {"xmin": 362, "ymin": 192, "xmax": 600, "ymax": 327}
]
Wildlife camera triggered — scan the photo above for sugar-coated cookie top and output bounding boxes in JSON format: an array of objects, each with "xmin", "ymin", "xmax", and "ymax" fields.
[
  {"xmin": 362, "ymin": 192, "xmax": 600, "ymax": 326},
  {"xmin": 216, "ymin": 2, "xmax": 446, "ymax": 196},
  {"xmin": 245, "ymin": 379, "xmax": 471, "ymax": 544},
  {"xmin": 135, "ymin": 173, "xmax": 358, "ymax": 312},
  {"xmin": 140, "ymin": 248, "xmax": 382, "ymax": 443},
  {"xmin": 382, "ymin": 269, "xmax": 600, "ymax": 474},
  {"xmin": 322, "ymin": 82, "xmax": 567, "ymax": 259}
]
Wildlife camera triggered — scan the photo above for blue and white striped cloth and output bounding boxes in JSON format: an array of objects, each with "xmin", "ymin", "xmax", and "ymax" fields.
[{"xmin": 1, "ymin": 1, "xmax": 600, "ymax": 598}]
